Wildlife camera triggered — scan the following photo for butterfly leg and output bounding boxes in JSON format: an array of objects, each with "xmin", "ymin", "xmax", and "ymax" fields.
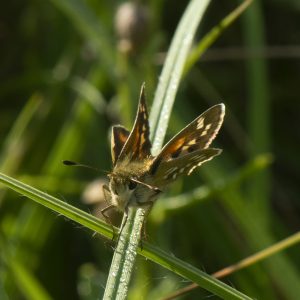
[{"xmin": 101, "ymin": 184, "xmax": 117, "ymax": 241}]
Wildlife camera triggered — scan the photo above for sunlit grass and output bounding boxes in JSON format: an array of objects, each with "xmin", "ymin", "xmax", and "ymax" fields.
[{"xmin": 1, "ymin": 0, "xmax": 300, "ymax": 299}]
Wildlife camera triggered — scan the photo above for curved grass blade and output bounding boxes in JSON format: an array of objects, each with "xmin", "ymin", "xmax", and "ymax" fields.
[
  {"xmin": 149, "ymin": 0, "xmax": 211, "ymax": 154},
  {"xmin": 183, "ymin": 0, "xmax": 253, "ymax": 77},
  {"xmin": 0, "ymin": 172, "xmax": 252, "ymax": 299},
  {"xmin": 162, "ymin": 229, "xmax": 300, "ymax": 300},
  {"xmin": 104, "ymin": 0, "xmax": 213, "ymax": 299},
  {"xmin": 0, "ymin": 172, "xmax": 113, "ymax": 239}
]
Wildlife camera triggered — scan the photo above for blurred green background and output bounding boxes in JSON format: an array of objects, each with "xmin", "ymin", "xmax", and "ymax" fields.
[{"xmin": 1, "ymin": 0, "xmax": 300, "ymax": 299}]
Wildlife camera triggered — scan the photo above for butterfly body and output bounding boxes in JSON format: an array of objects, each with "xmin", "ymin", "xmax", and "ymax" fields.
[
  {"xmin": 108, "ymin": 157, "xmax": 155, "ymax": 211},
  {"xmin": 102, "ymin": 84, "xmax": 225, "ymax": 219}
]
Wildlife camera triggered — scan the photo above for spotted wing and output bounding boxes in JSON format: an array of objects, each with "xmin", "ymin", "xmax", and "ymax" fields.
[
  {"xmin": 152, "ymin": 148, "xmax": 221, "ymax": 186},
  {"xmin": 111, "ymin": 125, "xmax": 130, "ymax": 166},
  {"xmin": 150, "ymin": 104, "xmax": 225, "ymax": 184},
  {"xmin": 117, "ymin": 83, "xmax": 152, "ymax": 163}
]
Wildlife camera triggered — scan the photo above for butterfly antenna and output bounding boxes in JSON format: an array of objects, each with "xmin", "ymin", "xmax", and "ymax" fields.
[
  {"xmin": 62, "ymin": 160, "xmax": 108, "ymax": 174},
  {"xmin": 130, "ymin": 178, "xmax": 161, "ymax": 193}
]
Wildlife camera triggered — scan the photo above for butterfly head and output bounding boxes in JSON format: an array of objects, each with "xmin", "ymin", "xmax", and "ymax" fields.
[
  {"xmin": 108, "ymin": 173, "xmax": 139, "ymax": 211},
  {"xmin": 108, "ymin": 166, "xmax": 160, "ymax": 211}
]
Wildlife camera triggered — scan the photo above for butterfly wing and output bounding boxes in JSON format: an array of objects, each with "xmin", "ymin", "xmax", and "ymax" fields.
[
  {"xmin": 150, "ymin": 104, "xmax": 225, "ymax": 184},
  {"xmin": 152, "ymin": 148, "xmax": 222, "ymax": 186},
  {"xmin": 111, "ymin": 125, "xmax": 130, "ymax": 166},
  {"xmin": 117, "ymin": 83, "xmax": 152, "ymax": 163}
]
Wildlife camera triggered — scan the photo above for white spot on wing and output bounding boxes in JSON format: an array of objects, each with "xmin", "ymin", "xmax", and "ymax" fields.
[
  {"xmin": 205, "ymin": 123, "xmax": 212, "ymax": 130},
  {"xmin": 196, "ymin": 117, "xmax": 204, "ymax": 129},
  {"xmin": 165, "ymin": 167, "xmax": 178, "ymax": 175},
  {"xmin": 188, "ymin": 139, "xmax": 197, "ymax": 145},
  {"xmin": 188, "ymin": 166, "xmax": 197, "ymax": 175},
  {"xmin": 201, "ymin": 130, "xmax": 208, "ymax": 136}
]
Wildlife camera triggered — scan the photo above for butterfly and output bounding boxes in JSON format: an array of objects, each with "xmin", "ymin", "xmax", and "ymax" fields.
[{"xmin": 101, "ymin": 84, "xmax": 225, "ymax": 222}]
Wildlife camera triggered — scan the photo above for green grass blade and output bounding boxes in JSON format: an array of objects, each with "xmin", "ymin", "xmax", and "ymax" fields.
[
  {"xmin": 0, "ymin": 94, "xmax": 43, "ymax": 173},
  {"xmin": 8, "ymin": 260, "xmax": 52, "ymax": 300},
  {"xmin": 43, "ymin": 70, "xmax": 105, "ymax": 174},
  {"xmin": 0, "ymin": 172, "xmax": 252, "ymax": 299},
  {"xmin": 162, "ymin": 229, "xmax": 300, "ymax": 299},
  {"xmin": 183, "ymin": 0, "xmax": 253, "ymax": 77},
  {"xmin": 149, "ymin": 0, "xmax": 211, "ymax": 154},
  {"xmin": 1, "ymin": 236, "xmax": 51, "ymax": 300},
  {"xmin": 104, "ymin": 0, "xmax": 213, "ymax": 298},
  {"xmin": 243, "ymin": 0, "xmax": 271, "ymax": 214},
  {"xmin": 202, "ymin": 161, "xmax": 300, "ymax": 299},
  {"xmin": 0, "ymin": 172, "xmax": 113, "ymax": 239},
  {"xmin": 103, "ymin": 207, "xmax": 142, "ymax": 300},
  {"xmin": 141, "ymin": 243, "xmax": 253, "ymax": 300},
  {"xmin": 50, "ymin": 0, "xmax": 116, "ymax": 80}
]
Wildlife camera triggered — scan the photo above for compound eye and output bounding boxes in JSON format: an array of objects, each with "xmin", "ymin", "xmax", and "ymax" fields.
[{"xmin": 128, "ymin": 180, "xmax": 137, "ymax": 190}]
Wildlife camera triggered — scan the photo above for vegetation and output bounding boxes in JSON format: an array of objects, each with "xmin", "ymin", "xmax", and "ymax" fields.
[{"xmin": 1, "ymin": 0, "xmax": 300, "ymax": 299}]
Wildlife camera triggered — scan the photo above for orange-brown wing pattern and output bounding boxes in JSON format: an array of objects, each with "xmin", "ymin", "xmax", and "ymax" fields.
[
  {"xmin": 150, "ymin": 104, "xmax": 225, "ymax": 175},
  {"xmin": 117, "ymin": 84, "xmax": 152, "ymax": 163},
  {"xmin": 111, "ymin": 125, "xmax": 130, "ymax": 166}
]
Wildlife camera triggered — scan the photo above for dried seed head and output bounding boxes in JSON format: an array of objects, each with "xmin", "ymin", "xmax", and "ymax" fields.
[
  {"xmin": 82, "ymin": 178, "xmax": 121, "ymax": 225},
  {"xmin": 82, "ymin": 178, "xmax": 106, "ymax": 205},
  {"xmin": 114, "ymin": 2, "xmax": 149, "ymax": 54}
]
